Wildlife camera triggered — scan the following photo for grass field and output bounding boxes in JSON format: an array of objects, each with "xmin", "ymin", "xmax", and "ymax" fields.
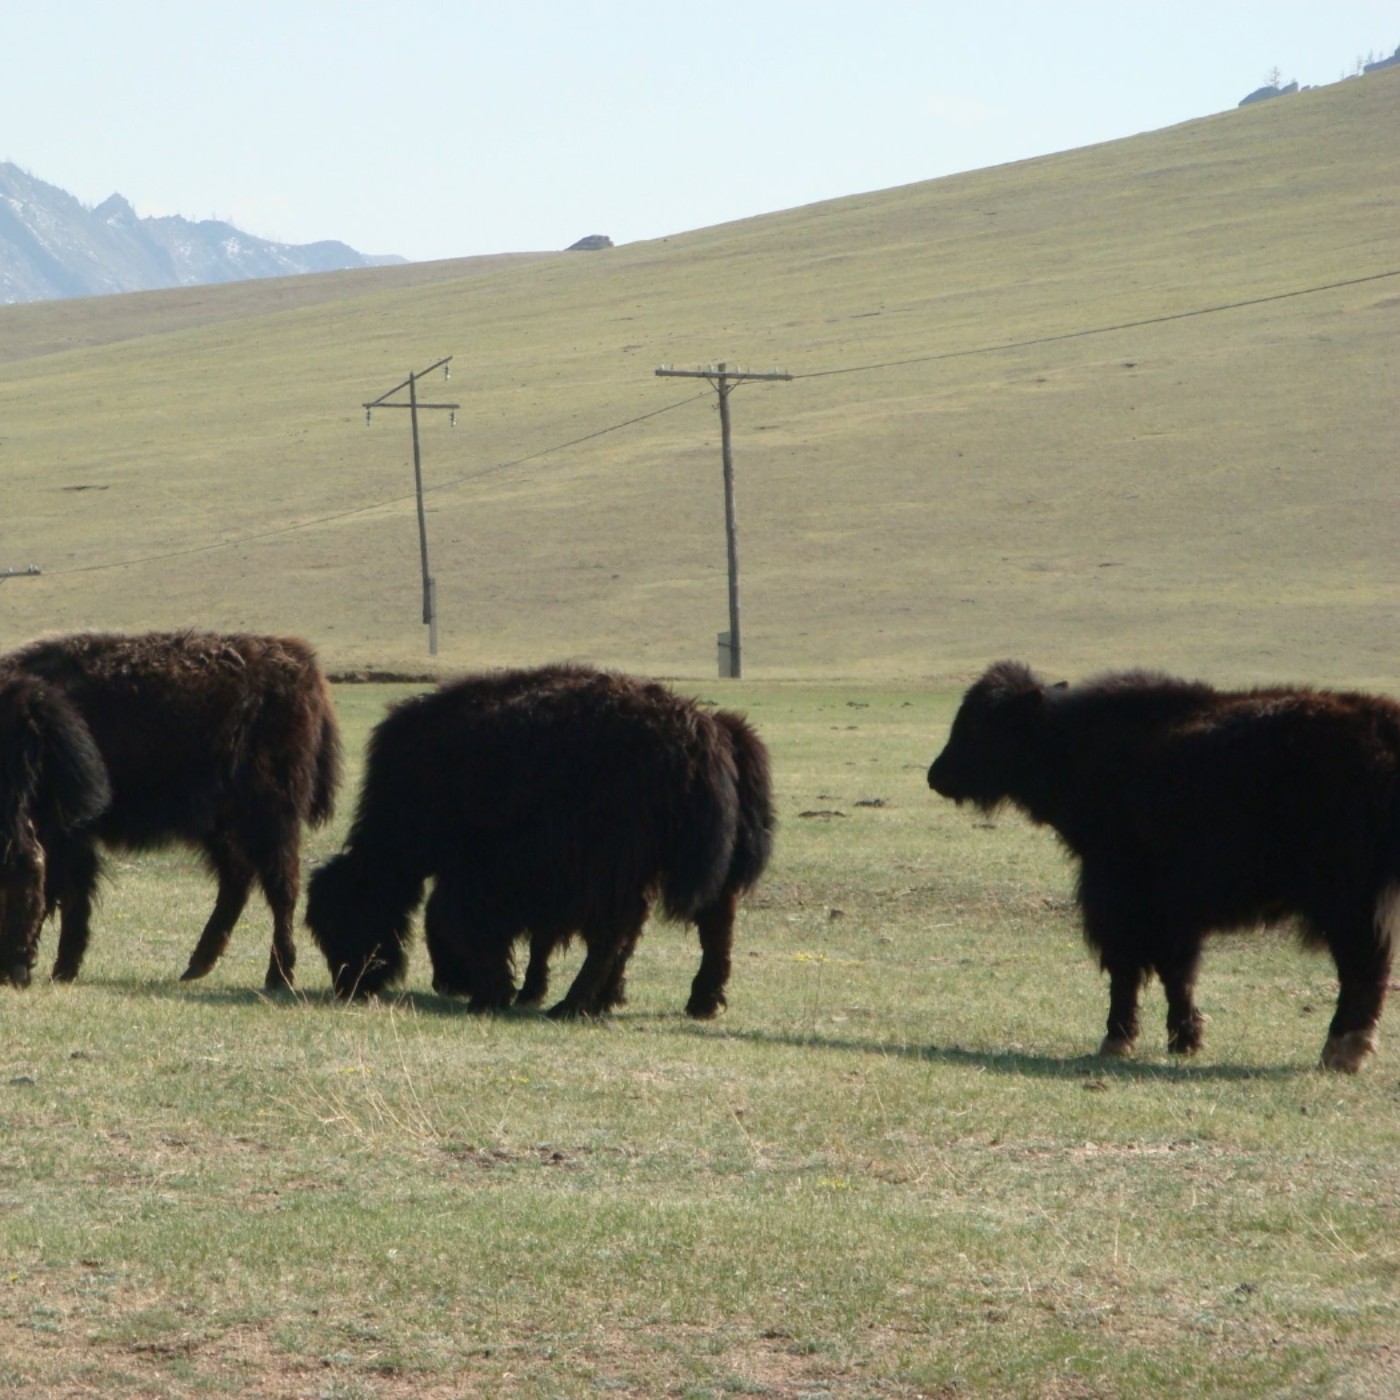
[
  {"xmin": 3, "ymin": 683, "xmax": 1399, "ymax": 1399},
  {"xmin": 2, "ymin": 70, "xmax": 1398, "ymax": 686}
]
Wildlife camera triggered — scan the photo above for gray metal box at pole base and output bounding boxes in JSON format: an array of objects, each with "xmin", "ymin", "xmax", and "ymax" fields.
[{"xmin": 717, "ymin": 631, "xmax": 736, "ymax": 679}]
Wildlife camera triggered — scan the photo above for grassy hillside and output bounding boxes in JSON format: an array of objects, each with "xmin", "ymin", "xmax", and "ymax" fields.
[{"xmin": 2, "ymin": 71, "xmax": 1398, "ymax": 686}]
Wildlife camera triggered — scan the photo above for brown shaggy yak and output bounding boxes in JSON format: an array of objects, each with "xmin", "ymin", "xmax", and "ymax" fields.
[
  {"xmin": 5, "ymin": 631, "xmax": 341, "ymax": 989},
  {"xmin": 0, "ymin": 672, "xmax": 111, "ymax": 986},
  {"xmin": 306, "ymin": 664, "xmax": 775, "ymax": 1017},
  {"xmin": 928, "ymin": 660, "xmax": 1400, "ymax": 1072}
]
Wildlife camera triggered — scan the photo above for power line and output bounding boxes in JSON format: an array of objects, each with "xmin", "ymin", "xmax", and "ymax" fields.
[
  {"xmin": 42, "ymin": 391, "xmax": 711, "ymax": 579},
  {"xmin": 792, "ymin": 267, "xmax": 1400, "ymax": 382}
]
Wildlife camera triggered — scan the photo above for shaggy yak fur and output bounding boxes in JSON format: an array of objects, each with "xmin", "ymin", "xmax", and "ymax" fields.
[
  {"xmin": 928, "ymin": 660, "xmax": 1400, "ymax": 1073},
  {"xmin": 0, "ymin": 672, "xmax": 111, "ymax": 986},
  {"xmin": 4, "ymin": 631, "xmax": 341, "ymax": 989},
  {"xmin": 305, "ymin": 664, "xmax": 775, "ymax": 1018}
]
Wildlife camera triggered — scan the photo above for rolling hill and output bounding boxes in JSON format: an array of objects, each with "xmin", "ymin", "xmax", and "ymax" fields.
[{"xmin": 1, "ymin": 69, "xmax": 1397, "ymax": 686}]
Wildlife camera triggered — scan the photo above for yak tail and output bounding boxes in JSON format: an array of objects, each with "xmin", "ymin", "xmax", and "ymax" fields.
[
  {"xmin": 0, "ymin": 675, "xmax": 110, "ymax": 856},
  {"xmin": 658, "ymin": 730, "xmax": 741, "ymax": 924},
  {"xmin": 307, "ymin": 695, "xmax": 342, "ymax": 829},
  {"xmin": 713, "ymin": 710, "xmax": 776, "ymax": 894}
]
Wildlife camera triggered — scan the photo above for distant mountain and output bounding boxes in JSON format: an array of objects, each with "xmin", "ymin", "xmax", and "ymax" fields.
[{"xmin": 0, "ymin": 163, "xmax": 404, "ymax": 304}]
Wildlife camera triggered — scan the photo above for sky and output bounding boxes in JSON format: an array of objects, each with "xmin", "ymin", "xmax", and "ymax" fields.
[{"xmin": 2, "ymin": 2, "xmax": 1397, "ymax": 264}]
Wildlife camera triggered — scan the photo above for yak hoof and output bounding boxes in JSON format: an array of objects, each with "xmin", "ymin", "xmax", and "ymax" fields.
[
  {"xmin": 686, "ymin": 994, "xmax": 726, "ymax": 1019},
  {"xmin": 180, "ymin": 962, "xmax": 211, "ymax": 982},
  {"xmin": 1097, "ymin": 1034, "xmax": 1136, "ymax": 1058},
  {"xmin": 1321, "ymin": 1028, "xmax": 1378, "ymax": 1074},
  {"xmin": 50, "ymin": 962, "xmax": 80, "ymax": 984},
  {"xmin": 263, "ymin": 967, "xmax": 295, "ymax": 993}
]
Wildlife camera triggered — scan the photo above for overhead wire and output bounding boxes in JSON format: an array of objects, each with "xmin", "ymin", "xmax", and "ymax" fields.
[
  {"xmin": 32, "ymin": 265, "xmax": 1400, "ymax": 579},
  {"xmin": 42, "ymin": 390, "xmax": 713, "ymax": 578},
  {"xmin": 790, "ymin": 267, "xmax": 1400, "ymax": 382}
]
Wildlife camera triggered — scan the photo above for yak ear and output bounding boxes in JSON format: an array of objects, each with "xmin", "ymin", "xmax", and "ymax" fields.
[{"xmin": 1050, "ymin": 680, "xmax": 1069, "ymax": 691}]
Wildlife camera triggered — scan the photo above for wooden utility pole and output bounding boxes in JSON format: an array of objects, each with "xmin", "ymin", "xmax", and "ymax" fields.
[
  {"xmin": 363, "ymin": 357, "xmax": 459, "ymax": 655},
  {"xmin": 654, "ymin": 363, "xmax": 790, "ymax": 678}
]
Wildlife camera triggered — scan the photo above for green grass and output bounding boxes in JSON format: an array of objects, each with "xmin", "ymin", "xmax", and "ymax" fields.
[
  {"xmin": 1, "ymin": 71, "xmax": 1398, "ymax": 685},
  {"xmin": 3, "ymin": 684, "xmax": 1399, "ymax": 1398}
]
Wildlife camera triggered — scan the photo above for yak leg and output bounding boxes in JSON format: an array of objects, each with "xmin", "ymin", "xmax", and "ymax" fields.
[
  {"xmin": 1098, "ymin": 959, "xmax": 1147, "ymax": 1057},
  {"xmin": 253, "ymin": 819, "xmax": 302, "ymax": 991},
  {"xmin": 549, "ymin": 897, "xmax": 649, "ymax": 1020},
  {"xmin": 1080, "ymin": 864, "xmax": 1145, "ymax": 1056},
  {"xmin": 0, "ymin": 833, "xmax": 46, "ymax": 988},
  {"xmin": 180, "ymin": 840, "xmax": 254, "ymax": 983},
  {"xmin": 49, "ymin": 838, "xmax": 101, "ymax": 983},
  {"xmin": 687, "ymin": 886, "xmax": 739, "ymax": 1019},
  {"xmin": 423, "ymin": 878, "xmax": 475, "ymax": 999},
  {"xmin": 595, "ymin": 923, "xmax": 646, "ymax": 1013},
  {"xmin": 1320, "ymin": 914, "xmax": 1392, "ymax": 1073},
  {"xmin": 426, "ymin": 876, "xmax": 518, "ymax": 1010},
  {"xmin": 461, "ymin": 917, "xmax": 518, "ymax": 1011},
  {"xmin": 515, "ymin": 928, "xmax": 561, "ymax": 1007},
  {"xmin": 1159, "ymin": 944, "xmax": 1206, "ymax": 1054}
]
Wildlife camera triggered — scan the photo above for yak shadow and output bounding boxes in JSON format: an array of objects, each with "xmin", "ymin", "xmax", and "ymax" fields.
[
  {"xmin": 85, "ymin": 977, "xmax": 565, "ymax": 1022},
  {"xmin": 81, "ymin": 979, "xmax": 1317, "ymax": 1080},
  {"xmin": 664, "ymin": 1020, "xmax": 1315, "ymax": 1084}
]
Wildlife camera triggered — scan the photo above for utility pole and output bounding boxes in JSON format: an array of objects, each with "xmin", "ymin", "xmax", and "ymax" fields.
[
  {"xmin": 363, "ymin": 357, "xmax": 459, "ymax": 655},
  {"xmin": 654, "ymin": 362, "xmax": 791, "ymax": 678}
]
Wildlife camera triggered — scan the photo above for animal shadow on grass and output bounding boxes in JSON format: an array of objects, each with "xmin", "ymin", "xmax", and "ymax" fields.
[
  {"xmin": 95, "ymin": 981, "xmax": 1312, "ymax": 1080},
  {"xmin": 98, "ymin": 979, "xmax": 564, "ymax": 1021},
  {"xmin": 673, "ymin": 1024, "xmax": 1311, "ymax": 1084}
]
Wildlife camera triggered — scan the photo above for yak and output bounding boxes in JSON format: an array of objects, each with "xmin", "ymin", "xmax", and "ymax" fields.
[
  {"xmin": 4, "ymin": 631, "xmax": 341, "ymax": 989},
  {"xmin": 305, "ymin": 663, "xmax": 775, "ymax": 1018},
  {"xmin": 0, "ymin": 672, "xmax": 111, "ymax": 986},
  {"xmin": 927, "ymin": 660, "xmax": 1400, "ymax": 1072}
]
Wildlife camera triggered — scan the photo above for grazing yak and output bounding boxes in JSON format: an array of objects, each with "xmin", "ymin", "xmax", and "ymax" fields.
[
  {"xmin": 306, "ymin": 664, "xmax": 775, "ymax": 1018},
  {"xmin": 5, "ymin": 631, "xmax": 341, "ymax": 989},
  {"xmin": 927, "ymin": 660, "xmax": 1400, "ymax": 1072},
  {"xmin": 0, "ymin": 672, "xmax": 111, "ymax": 986}
]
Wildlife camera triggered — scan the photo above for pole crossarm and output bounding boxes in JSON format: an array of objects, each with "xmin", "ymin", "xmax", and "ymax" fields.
[
  {"xmin": 0, "ymin": 565, "xmax": 42, "ymax": 582},
  {"xmin": 364, "ymin": 355, "xmax": 456, "ymax": 408},
  {"xmin": 655, "ymin": 366, "xmax": 792, "ymax": 383}
]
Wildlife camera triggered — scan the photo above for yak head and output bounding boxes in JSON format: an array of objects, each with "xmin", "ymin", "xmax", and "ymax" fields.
[
  {"xmin": 927, "ymin": 661, "xmax": 1058, "ymax": 813},
  {"xmin": 304, "ymin": 850, "xmax": 421, "ymax": 999}
]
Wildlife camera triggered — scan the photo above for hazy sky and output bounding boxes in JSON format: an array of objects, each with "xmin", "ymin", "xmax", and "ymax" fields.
[{"xmin": 3, "ymin": 2, "xmax": 1396, "ymax": 263}]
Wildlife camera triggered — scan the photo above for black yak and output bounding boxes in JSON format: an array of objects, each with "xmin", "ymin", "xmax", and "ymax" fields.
[
  {"xmin": 927, "ymin": 660, "xmax": 1400, "ymax": 1072},
  {"xmin": 4, "ymin": 631, "xmax": 341, "ymax": 989},
  {"xmin": 305, "ymin": 664, "xmax": 775, "ymax": 1017},
  {"xmin": 0, "ymin": 672, "xmax": 111, "ymax": 986}
]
